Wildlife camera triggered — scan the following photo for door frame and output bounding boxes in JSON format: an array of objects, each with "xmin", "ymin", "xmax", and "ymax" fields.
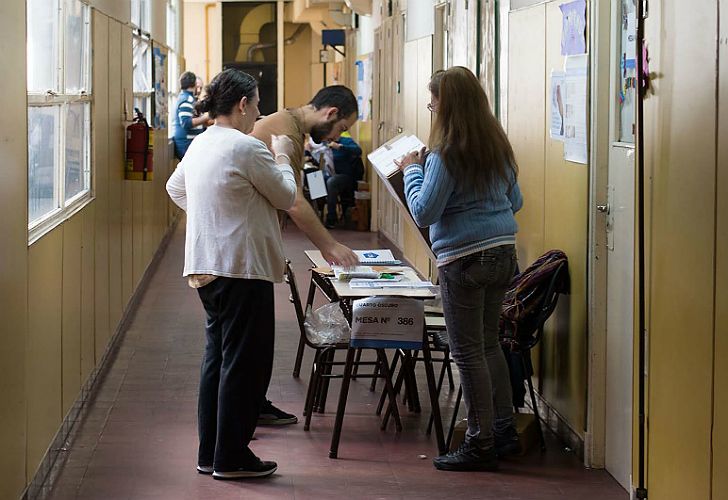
[{"xmin": 585, "ymin": 0, "xmax": 611, "ymax": 470}]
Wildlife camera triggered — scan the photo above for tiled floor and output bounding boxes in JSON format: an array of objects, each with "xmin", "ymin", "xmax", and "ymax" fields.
[{"xmin": 47, "ymin": 220, "xmax": 627, "ymax": 500}]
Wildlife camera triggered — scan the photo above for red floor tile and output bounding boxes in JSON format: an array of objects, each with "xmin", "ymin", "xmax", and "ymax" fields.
[{"xmin": 47, "ymin": 221, "xmax": 627, "ymax": 500}]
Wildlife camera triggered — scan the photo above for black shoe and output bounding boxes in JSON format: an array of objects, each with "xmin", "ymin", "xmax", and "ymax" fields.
[
  {"xmin": 433, "ymin": 441, "xmax": 498, "ymax": 471},
  {"xmin": 212, "ymin": 457, "xmax": 277, "ymax": 479},
  {"xmin": 197, "ymin": 465, "xmax": 213, "ymax": 474},
  {"xmin": 258, "ymin": 400, "xmax": 298, "ymax": 425},
  {"xmin": 494, "ymin": 426, "xmax": 522, "ymax": 458},
  {"xmin": 325, "ymin": 219, "xmax": 337, "ymax": 229}
]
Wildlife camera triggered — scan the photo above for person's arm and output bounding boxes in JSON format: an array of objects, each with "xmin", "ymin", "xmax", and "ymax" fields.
[
  {"xmin": 287, "ymin": 191, "xmax": 359, "ymax": 267},
  {"xmin": 244, "ymin": 141, "xmax": 297, "ymax": 210},
  {"xmin": 402, "ymin": 152, "xmax": 455, "ymax": 227},
  {"xmin": 507, "ymin": 168, "xmax": 523, "ymax": 213},
  {"xmin": 178, "ymin": 100, "xmax": 208, "ymax": 130},
  {"xmin": 332, "ymin": 137, "xmax": 362, "ymax": 156},
  {"xmin": 165, "ymin": 163, "xmax": 187, "ymax": 211}
]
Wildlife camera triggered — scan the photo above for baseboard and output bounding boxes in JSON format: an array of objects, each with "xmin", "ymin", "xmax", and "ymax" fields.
[
  {"xmin": 532, "ymin": 391, "xmax": 585, "ymax": 461},
  {"xmin": 21, "ymin": 214, "xmax": 181, "ymax": 500}
]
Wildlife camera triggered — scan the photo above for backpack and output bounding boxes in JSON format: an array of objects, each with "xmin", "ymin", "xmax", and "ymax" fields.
[{"xmin": 499, "ymin": 250, "xmax": 570, "ymax": 350}]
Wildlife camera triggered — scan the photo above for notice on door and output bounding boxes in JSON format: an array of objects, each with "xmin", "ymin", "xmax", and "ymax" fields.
[{"xmin": 351, "ymin": 297, "xmax": 424, "ymax": 349}]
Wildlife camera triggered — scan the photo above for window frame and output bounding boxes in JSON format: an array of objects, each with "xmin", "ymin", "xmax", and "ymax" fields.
[{"xmin": 27, "ymin": 0, "xmax": 93, "ymax": 244}]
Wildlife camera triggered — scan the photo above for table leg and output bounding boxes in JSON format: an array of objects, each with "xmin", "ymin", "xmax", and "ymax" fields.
[
  {"xmin": 377, "ymin": 349, "xmax": 402, "ymax": 432},
  {"xmin": 329, "ymin": 347, "xmax": 356, "ymax": 459},
  {"xmin": 422, "ymin": 333, "xmax": 446, "ymax": 455}
]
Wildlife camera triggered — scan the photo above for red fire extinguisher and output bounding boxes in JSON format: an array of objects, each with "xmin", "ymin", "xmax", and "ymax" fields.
[{"xmin": 126, "ymin": 108, "xmax": 153, "ymax": 181}]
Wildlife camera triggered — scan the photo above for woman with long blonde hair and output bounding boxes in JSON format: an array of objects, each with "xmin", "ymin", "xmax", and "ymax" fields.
[{"xmin": 397, "ymin": 66, "xmax": 523, "ymax": 471}]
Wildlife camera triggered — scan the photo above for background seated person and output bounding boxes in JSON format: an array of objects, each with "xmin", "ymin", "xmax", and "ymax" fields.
[{"xmin": 325, "ymin": 131, "xmax": 363, "ymax": 228}]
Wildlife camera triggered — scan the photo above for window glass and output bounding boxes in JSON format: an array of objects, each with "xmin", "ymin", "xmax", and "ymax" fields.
[
  {"xmin": 64, "ymin": 0, "xmax": 88, "ymax": 93},
  {"xmin": 27, "ymin": 0, "xmax": 59, "ymax": 93},
  {"xmin": 28, "ymin": 106, "xmax": 60, "ymax": 222},
  {"xmin": 65, "ymin": 103, "xmax": 89, "ymax": 201},
  {"xmin": 133, "ymin": 37, "xmax": 152, "ymax": 92}
]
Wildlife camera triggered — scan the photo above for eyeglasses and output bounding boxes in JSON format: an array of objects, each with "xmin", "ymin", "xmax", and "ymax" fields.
[{"xmin": 427, "ymin": 103, "xmax": 436, "ymax": 112}]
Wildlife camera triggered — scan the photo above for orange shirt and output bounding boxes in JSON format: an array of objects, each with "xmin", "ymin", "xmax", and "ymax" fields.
[{"xmin": 251, "ymin": 109, "xmax": 306, "ymax": 182}]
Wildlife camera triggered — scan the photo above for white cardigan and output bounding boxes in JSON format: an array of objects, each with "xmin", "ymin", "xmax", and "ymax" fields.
[{"xmin": 166, "ymin": 125, "xmax": 297, "ymax": 283}]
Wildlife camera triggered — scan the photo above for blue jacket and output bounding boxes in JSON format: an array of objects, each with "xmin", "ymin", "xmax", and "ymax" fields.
[
  {"xmin": 403, "ymin": 151, "xmax": 523, "ymax": 266},
  {"xmin": 173, "ymin": 90, "xmax": 204, "ymax": 158},
  {"xmin": 332, "ymin": 136, "xmax": 363, "ymax": 180}
]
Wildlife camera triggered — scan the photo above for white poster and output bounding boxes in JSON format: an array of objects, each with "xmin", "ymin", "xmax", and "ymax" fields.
[
  {"xmin": 356, "ymin": 57, "xmax": 372, "ymax": 122},
  {"xmin": 563, "ymin": 55, "xmax": 588, "ymax": 164},
  {"xmin": 550, "ymin": 71, "xmax": 566, "ymax": 140}
]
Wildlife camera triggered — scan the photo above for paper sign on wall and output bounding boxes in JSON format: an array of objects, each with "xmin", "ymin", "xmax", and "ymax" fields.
[
  {"xmin": 351, "ymin": 297, "xmax": 424, "ymax": 349},
  {"xmin": 560, "ymin": 0, "xmax": 587, "ymax": 56},
  {"xmin": 550, "ymin": 71, "xmax": 566, "ymax": 141}
]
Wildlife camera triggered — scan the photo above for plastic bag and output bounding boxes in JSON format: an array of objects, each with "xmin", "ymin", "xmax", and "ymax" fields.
[{"xmin": 304, "ymin": 301, "xmax": 351, "ymax": 345}]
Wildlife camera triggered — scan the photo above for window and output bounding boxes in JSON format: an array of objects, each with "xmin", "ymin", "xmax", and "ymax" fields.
[
  {"xmin": 130, "ymin": 0, "xmax": 150, "ymax": 33},
  {"xmin": 166, "ymin": 0, "xmax": 180, "ymax": 137},
  {"xmin": 133, "ymin": 34, "xmax": 154, "ymax": 119},
  {"xmin": 27, "ymin": 0, "xmax": 92, "ymax": 242}
]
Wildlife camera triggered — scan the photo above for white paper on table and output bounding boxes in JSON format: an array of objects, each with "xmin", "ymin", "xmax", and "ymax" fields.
[
  {"xmin": 349, "ymin": 280, "xmax": 434, "ymax": 289},
  {"xmin": 306, "ymin": 169, "xmax": 327, "ymax": 199}
]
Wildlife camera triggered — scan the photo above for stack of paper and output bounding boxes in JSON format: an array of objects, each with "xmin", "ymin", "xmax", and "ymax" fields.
[
  {"xmin": 367, "ymin": 134, "xmax": 426, "ymax": 178},
  {"xmin": 332, "ymin": 266, "xmax": 380, "ymax": 281}
]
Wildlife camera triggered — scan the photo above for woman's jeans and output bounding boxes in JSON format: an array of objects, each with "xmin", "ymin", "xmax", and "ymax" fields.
[{"xmin": 439, "ymin": 245, "xmax": 517, "ymax": 448}]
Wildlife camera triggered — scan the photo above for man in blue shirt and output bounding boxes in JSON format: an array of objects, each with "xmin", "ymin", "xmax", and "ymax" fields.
[
  {"xmin": 173, "ymin": 71, "xmax": 210, "ymax": 159},
  {"xmin": 325, "ymin": 131, "xmax": 363, "ymax": 228}
]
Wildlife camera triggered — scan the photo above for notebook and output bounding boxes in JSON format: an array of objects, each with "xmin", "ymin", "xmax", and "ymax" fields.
[{"xmin": 354, "ymin": 249, "xmax": 401, "ymax": 265}]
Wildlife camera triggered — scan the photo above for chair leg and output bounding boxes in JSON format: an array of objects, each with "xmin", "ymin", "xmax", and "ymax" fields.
[
  {"xmin": 304, "ymin": 350, "xmax": 321, "ymax": 430},
  {"xmin": 294, "ymin": 276, "xmax": 318, "ymax": 378},
  {"xmin": 445, "ymin": 350, "xmax": 455, "ymax": 391},
  {"xmin": 369, "ymin": 356, "xmax": 380, "ymax": 392},
  {"xmin": 426, "ymin": 352, "xmax": 449, "ymax": 435},
  {"xmin": 329, "ymin": 347, "xmax": 357, "ymax": 459},
  {"xmin": 351, "ymin": 348, "xmax": 363, "ymax": 378},
  {"xmin": 293, "ymin": 335, "xmax": 307, "ymax": 379},
  {"xmin": 317, "ymin": 349, "xmax": 335, "ymax": 413},
  {"xmin": 445, "ymin": 385, "xmax": 463, "ymax": 452},
  {"xmin": 523, "ymin": 352, "xmax": 546, "ymax": 451},
  {"xmin": 422, "ymin": 338, "xmax": 446, "ymax": 455}
]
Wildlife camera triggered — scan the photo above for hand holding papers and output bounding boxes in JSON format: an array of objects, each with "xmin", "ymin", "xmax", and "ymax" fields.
[
  {"xmin": 367, "ymin": 134, "xmax": 434, "ymax": 254},
  {"xmin": 368, "ymin": 134, "xmax": 426, "ymax": 178}
]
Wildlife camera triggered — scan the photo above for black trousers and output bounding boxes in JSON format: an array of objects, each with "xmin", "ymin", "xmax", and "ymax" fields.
[{"xmin": 196, "ymin": 277, "xmax": 275, "ymax": 470}]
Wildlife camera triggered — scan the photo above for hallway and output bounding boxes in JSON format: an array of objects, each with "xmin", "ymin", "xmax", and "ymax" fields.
[{"xmin": 45, "ymin": 221, "xmax": 626, "ymax": 500}]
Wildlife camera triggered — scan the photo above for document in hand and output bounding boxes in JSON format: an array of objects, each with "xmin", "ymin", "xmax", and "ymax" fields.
[
  {"xmin": 367, "ymin": 133, "xmax": 433, "ymax": 252},
  {"xmin": 354, "ymin": 249, "xmax": 401, "ymax": 265},
  {"xmin": 367, "ymin": 134, "xmax": 426, "ymax": 178}
]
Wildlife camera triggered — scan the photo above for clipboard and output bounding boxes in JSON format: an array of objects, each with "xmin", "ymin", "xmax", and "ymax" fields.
[{"xmin": 368, "ymin": 133, "xmax": 434, "ymax": 258}]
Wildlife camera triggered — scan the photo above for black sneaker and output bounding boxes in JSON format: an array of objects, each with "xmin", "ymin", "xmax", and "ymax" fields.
[
  {"xmin": 494, "ymin": 426, "xmax": 522, "ymax": 457},
  {"xmin": 258, "ymin": 400, "xmax": 298, "ymax": 425},
  {"xmin": 196, "ymin": 464, "xmax": 213, "ymax": 474},
  {"xmin": 212, "ymin": 457, "xmax": 277, "ymax": 479},
  {"xmin": 433, "ymin": 440, "xmax": 498, "ymax": 471}
]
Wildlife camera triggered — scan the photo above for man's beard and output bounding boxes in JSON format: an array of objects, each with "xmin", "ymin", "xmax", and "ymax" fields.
[{"xmin": 310, "ymin": 119, "xmax": 336, "ymax": 143}]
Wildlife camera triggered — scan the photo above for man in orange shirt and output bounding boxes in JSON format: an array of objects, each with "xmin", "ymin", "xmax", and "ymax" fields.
[{"xmin": 252, "ymin": 86, "xmax": 360, "ymax": 425}]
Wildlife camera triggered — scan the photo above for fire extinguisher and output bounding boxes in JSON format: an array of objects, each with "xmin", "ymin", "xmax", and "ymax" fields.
[{"xmin": 126, "ymin": 108, "xmax": 153, "ymax": 181}]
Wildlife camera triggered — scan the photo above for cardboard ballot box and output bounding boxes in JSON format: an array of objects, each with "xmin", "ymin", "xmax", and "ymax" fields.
[{"xmin": 350, "ymin": 296, "xmax": 424, "ymax": 349}]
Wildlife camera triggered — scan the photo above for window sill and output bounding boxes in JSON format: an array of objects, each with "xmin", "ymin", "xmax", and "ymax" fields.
[{"xmin": 28, "ymin": 194, "xmax": 95, "ymax": 246}]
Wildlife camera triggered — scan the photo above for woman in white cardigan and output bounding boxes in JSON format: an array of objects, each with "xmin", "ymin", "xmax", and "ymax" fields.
[{"xmin": 166, "ymin": 68, "xmax": 297, "ymax": 480}]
